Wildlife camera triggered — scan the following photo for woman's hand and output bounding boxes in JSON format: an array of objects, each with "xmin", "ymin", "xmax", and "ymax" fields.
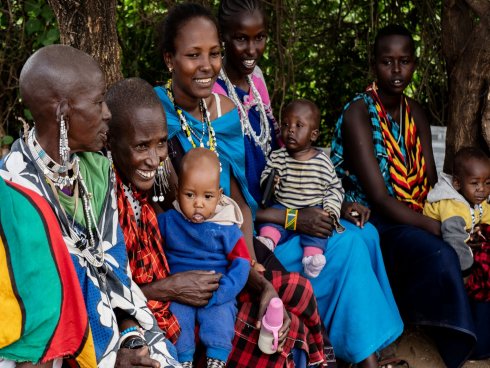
[
  {"xmin": 341, "ymin": 201, "xmax": 371, "ymax": 228},
  {"xmin": 256, "ymin": 281, "xmax": 291, "ymax": 352},
  {"xmin": 142, "ymin": 271, "xmax": 221, "ymax": 307},
  {"xmin": 296, "ymin": 207, "xmax": 334, "ymax": 237},
  {"xmin": 115, "ymin": 346, "xmax": 160, "ymax": 368},
  {"xmin": 424, "ymin": 217, "xmax": 442, "ymax": 237}
]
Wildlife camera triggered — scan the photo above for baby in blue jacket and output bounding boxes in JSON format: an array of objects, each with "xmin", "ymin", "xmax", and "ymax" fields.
[{"xmin": 158, "ymin": 148, "xmax": 250, "ymax": 368}]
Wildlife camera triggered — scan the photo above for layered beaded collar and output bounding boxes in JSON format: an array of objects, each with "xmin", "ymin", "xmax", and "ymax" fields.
[
  {"xmin": 165, "ymin": 80, "xmax": 218, "ymax": 152},
  {"xmin": 26, "ymin": 127, "xmax": 104, "ymax": 268},
  {"xmin": 27, "ymin": 128, "xmax": 80, "ymax": 189},
  {"xmin": 218, "ymin": 69, "xmax": 271, "ymax": 156}
]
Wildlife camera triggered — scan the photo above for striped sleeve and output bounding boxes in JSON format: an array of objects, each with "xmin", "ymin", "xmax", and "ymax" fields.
[
  {"xmin": 320, "ymin": 153, "xmax": 344, "ymax": 219},
  {"xmin": 260, "ymin": 149, "xmax": 283, "ymax": 186}
]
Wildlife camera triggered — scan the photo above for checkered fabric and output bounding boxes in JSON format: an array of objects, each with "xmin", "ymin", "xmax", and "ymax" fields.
[
  {"xmin": 226, "ymin": 270, "xmax": 335, "ymax": 368},
  {"xmin": 466, "ymin": 224, "xmax": 490, "ymax": 302},
  {"xmin": 116, "ymin": 170, "xmax": 180, "ymax": 343}
]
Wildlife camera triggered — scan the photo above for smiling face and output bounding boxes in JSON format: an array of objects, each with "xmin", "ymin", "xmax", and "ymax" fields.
[
  {"xmin": 222, "ymin": 9, "xmax": 267, "ymax": 77},
  {"xmin": 453, "ymin": 157, "xmax": 490, "ymax": 206},
  {"xmin": 177, "ymin": 151, "xmax": 222, "ymax": 223},
  {"xmin": 110, "ymin": 106, "xmax": 168, "ymax": 192},
  {"xmin": 374, "ymin": 35, "xmax": 416, "ymax": 95},
  {"xmin": 164, "ymin": 16, "xmax": 222, "ymax": 103},
  {"xmin": 280, "ymin": 102, "xmax": 319, "ymax": 157}
]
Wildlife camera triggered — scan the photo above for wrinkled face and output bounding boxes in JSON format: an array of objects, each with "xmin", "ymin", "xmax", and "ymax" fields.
[
  {"xmin": 110, "ymin": 106, "xmax": 168, "ymax": 192},
  {"xmin": 68, "ymin": 70, "xmax": 111, "ymax": 153},
  {"xmin": 454, "ymin": 158, "xmax": 490, "ymax": 206},
  {"xmin": 281, "ymin": 104, "xmax": 319, "ymax": 154},
  {"xmin": 223, "ymin": 10, "xmax": 267, "ymax": 76},
  {"xmin": 374, "ymin": 35, "xmax": 415, "ymax": 95},
  {"xmin": 165, "ymin": 17, "xmax": 222, "ymax": 101},
  {"xmin": 177, "ymin": 165, "xmax": 222, "ymax": 223}
]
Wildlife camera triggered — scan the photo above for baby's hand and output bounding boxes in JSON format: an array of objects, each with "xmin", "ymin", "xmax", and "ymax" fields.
[
  {"xmin": 274, "ymin": 175, "xmax": 280, "ymax": 188},
  {"xmin": 468, "ymin": 226, "xmax": 485, "ymax": 248}
]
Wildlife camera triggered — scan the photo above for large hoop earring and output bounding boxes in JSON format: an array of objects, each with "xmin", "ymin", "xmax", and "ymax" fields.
[{"xmin": 152, "ymin": 157, "xmax": 171, "ymax": 202}]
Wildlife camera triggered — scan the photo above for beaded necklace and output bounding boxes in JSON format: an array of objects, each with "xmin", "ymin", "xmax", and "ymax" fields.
[
  {"xmin": 219, "ymin": 69, "xmax": 271, "ymax": 155},
  {"xmin": 27, "ymin": 128, "xmax": 80, "ymax": 189},
  {"xmin": 470, "ymin": 204, "xmax": 484, "ymax": 232},
  {"xmin": 165, "ymin": 80, "xmax": 218, "ymax": 152},
  {"xmin": 27, "ymin": 128, "xmax": 104, "ymax": 269}
]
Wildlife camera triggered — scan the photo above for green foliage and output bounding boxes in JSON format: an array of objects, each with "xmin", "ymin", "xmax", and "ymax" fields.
[
  {"xmin": 1, "ymin": 0, "xmax": 447, "ymax": 148},
  {"xmin": 261, "ymin": 0, "xmax": 446, "ymax": 146},
  {"xmin": 116, "ymin": 0, "xmax": 167, "ymax": 84},
  {"xmin": 0, "ymin": 0, "xmax": 59, "ymax": 138}
]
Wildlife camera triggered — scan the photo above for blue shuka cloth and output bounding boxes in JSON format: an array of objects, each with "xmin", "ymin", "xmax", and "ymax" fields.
[
  {"xmin": 154, "ymin": 86, "xmax": 257, "ymax": 218},
  {"xmin": 215, "ymin": 79, "xmax": 279, "ymax": 204},
  {"xmin": 274, "ymin": 221, "xmax": 403, "ymax": 363}
]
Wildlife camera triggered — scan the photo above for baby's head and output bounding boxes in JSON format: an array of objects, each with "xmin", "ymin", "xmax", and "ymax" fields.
[
  {"xmin": 281, "ymin": 99, "xmax": 320, "ymax": 153},
  {"xmin": 452, "ymin": 147, "xmax": 490, "ymax": 206},
  {"xmin": 177, "ymin": 148, "xmax": 223, "ymax": 223}
]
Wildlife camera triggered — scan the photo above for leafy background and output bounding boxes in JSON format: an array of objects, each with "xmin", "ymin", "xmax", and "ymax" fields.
[{"xmin": 0, "ymin": 0, "xmax": 445, "ymax": 146}]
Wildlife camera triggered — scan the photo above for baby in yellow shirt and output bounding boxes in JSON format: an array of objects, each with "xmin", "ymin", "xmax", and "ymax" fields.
[{"xmin": 424, "ymin": 147, "xmax": 490, "ymax": 274}]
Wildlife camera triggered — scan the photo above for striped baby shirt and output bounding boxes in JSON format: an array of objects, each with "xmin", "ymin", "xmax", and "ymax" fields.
[{"xmin": 260, "ymin": 147, "xmax": 344, "ymax": 222}]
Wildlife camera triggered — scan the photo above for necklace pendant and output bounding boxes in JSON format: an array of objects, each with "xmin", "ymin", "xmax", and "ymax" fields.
[
  {"xmin": 152, "ymin": 195, "xmax": 158, "ymax": 202},
  {"xmin": 158, "ymin": 195, "xmax": 165, "ymax": 202},
  {"xmin": 200, "ymin": 141, "xmax": 204, "ymax": 148}
]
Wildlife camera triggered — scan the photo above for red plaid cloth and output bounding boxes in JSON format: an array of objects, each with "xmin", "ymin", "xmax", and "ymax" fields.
[
  {"xmin": 226, "ymin": 270, "xmax": 335, "ymax": 368},
  {"xmin": 466, "ymin": 224, "xmax": 490, "ymax": 302},
  {"xmin": 115, "ymin": 171, "xmax": 180, "ymax": 343}
]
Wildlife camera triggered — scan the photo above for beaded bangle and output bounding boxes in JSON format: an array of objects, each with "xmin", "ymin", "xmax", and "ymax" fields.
[
  {"xmin": 120, "ymin": 326, "xmax": 138, "ymax": 337},
  {"xmin": 285, "ymin": 208, "xmax": 298, "ymax": 231}
]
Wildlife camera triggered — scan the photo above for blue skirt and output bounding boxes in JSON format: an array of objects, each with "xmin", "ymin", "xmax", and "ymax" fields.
[
  {"xmin": 274, "ymin": 220, "xmax": 403, "ymax": 363},
  {"xmin": 370, "ymin": 214, "xmax": 482, "ymax": 368}
]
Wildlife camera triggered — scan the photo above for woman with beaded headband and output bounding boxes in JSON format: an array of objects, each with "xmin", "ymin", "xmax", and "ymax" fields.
[
  {"xmin": 153, "ymin": 3, "xmax": 333, "ymax": 368},
  {"xmin": 213, "ymin": 1, "xmax": 403, "ymax": 367},
  {"xmin": 0, "ymin": 45, "xmax": 179, "ymax": 368}
]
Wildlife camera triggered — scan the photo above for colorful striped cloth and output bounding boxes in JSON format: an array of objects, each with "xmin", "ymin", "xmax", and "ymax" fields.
[
  {"xmin": 366, "ymin": 83, "xmax": 428, "ymax": 211},
  {"xmin": 0, "ymin": 176, "xmax": 96, "ymax": 366},
  {"xmin": 331, "ymin": 82, "xmax": 429, "ymax": 211}
]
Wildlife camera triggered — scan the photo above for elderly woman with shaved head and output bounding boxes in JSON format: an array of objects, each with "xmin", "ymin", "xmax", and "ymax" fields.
[{"xmin": 0, "ymin": 45, "xmax": 179, "ymax": 368}]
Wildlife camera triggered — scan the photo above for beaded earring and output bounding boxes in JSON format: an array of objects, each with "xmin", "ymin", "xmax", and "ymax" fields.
[
  {"xmin": 152, "ymin": 157, "xmax": 171, "ymax": 202},
  {"xmin": 59, "ymin": 113, "xmax": 70, "ymax": 172}
]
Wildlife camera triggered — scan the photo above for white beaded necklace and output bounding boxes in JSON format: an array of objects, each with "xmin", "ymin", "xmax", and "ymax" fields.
[
  {"xmin": 470, "ymin": 204, "xmax": 484, "ymax": 232},
  {"xmin": 27, "ymin": 128, "xmax": 104, "ymax": 268},
  {"xmin": 219, "ymin": 69, "xmax": 271, "ymax": 155},
  {"xmin": 27, "ymin": 128, "xmax": 80, "ymax": 189}
]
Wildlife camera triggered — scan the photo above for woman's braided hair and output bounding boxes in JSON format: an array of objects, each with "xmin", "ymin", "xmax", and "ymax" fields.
[{"xmin": 218, "ymin": 0, "xmax": 265, "ymax": 34}]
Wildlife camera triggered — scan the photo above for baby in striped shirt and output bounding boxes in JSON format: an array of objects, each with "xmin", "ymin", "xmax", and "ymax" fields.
[{"xmin": 258, "ymin": 99, "xmax": 345, "ymax": 278}]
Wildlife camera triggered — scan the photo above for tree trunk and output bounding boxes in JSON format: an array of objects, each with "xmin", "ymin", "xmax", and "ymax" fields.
[
  {"xmin": 441, "ymin": 0, "xmax": 490, "ymax": 173},
  {"xmin": 47, "ymin": 0, "xmax": 122, "ymax": 86}
]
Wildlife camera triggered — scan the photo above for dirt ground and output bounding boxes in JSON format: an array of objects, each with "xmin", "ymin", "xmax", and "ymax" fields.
[{"xmin": 381, "ymin": 327, "xmax": 490, "ymax": 368}]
